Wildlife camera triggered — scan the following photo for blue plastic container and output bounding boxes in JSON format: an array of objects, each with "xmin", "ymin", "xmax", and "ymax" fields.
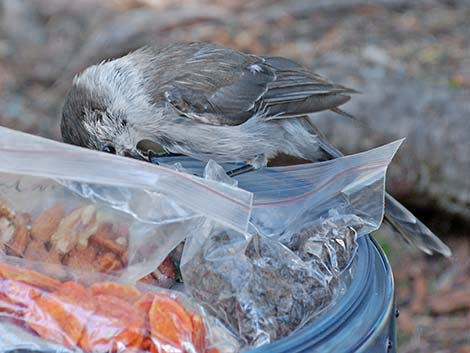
[{"xmin": 160, "ymin": 157, "xmax": 397, "ymax": 353}]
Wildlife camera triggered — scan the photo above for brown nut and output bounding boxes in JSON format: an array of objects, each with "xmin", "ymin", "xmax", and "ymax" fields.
[
  {"xmin": 44, "ymin": 247, "xmax": 63, "ymax": 265},
  {"xmin": 63, "ymin": 246, "xmax": 98, "ymax": 272},
  {"xmin": 89, "ymin": 223, "xmax": 127, "ymax": 256},
  {"xmin": 50, "ymin": 205, "xmax": 98, "ymax": 255},
  {"xmin": 23, "ymin": 239, "xmax": 67, "ymax": 280},
  {"xmin": 0, "ymin": 203, "xmax": 17, "ymax": 246},
  {"xmin": 31, "ymin": 204, "xmax": 65, "ymax": 242},
  {"xmin": 24, "ymin": 239, "xmax": 50, "ymax": 262},
  {"xmin": 96, "ymin": 252, "xmax": 122, "ymax": 274},
  {"xmin": 6, "ymin": 213, "xmax": 31, "ymax": 257},
  {"xmin": 10, "ymin": 213, "xmax": 31, "ymax": 257},
  {"xmin": 40, "ymin": 251, "xmax": 68, "ymax": 282}
]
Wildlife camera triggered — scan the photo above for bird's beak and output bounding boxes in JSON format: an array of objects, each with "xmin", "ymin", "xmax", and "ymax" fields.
[{"xmin": 123, "ymin": 149, "xmax": 146, "ymax": 161}]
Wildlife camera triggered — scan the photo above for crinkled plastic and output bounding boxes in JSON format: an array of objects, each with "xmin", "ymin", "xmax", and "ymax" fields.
[
  {"xmin": 181, "ymin": 141, "xmax": 402, "ymax": 348},
  {"xmin": 0, "ymin": 255, "xmax": 239, "ymax": 353},
  {"xmin": 0, "ymin": 127, "xmax": 253, "ymax": 284}
]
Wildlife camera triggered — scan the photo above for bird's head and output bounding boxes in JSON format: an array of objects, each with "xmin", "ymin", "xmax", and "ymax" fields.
[
  {"xmin": 61, "ymin": 60, "xmax": 166, "ymax": 160},
  {"xmin": 61, "ymin": 82, "xmax": 142, "ymax": 158}
]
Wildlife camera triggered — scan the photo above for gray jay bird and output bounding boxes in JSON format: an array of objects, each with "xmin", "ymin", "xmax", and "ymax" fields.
[{"xmin": 61, "ymin": 42, "xmax": 451, "ymax": 257}]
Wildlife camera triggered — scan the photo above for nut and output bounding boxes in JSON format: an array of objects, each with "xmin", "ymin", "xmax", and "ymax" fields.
[
  {"xmin": 89, "ymin": 223, "xmax": 127, "ymax": 256},
  {"xmin": 0, "ymin": 203, "xmax": 16, "ymax": 245},
  {"xmin": 6, "ymin": 213, "xmax": 31, "ymax": 257},
  {"xmin": 50, "ymin": 205, "xmax": 98, "ymax": 255},
  {"xmin": 24, "ymin": 239, "xmax": 50, "ymax": 262},
  {"xmin": 31, "ymin": 204, "xmax": 65, "ymax": 242},
  {"xmin": 96, "ymin": 252, "xmax": 122, "ymax": 274},
  {"xmin": 63, "ymin": 246, "xmax": 98, "ymax": 272},
  {"xmin": 23, "ymin": 239, "xmax": 67, "ymax": 281},
  {"xmin": 1, "ymin": 204, "xmax": 31, "ymax": 257}
]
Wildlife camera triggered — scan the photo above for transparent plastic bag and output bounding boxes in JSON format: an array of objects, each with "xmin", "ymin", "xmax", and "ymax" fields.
[
  {"xmin": 0, "ymin": 127, "xmax": 252, "ymax": 284},
  {"xmin": 181, "ymin": 141, "xmax": 402, "ymax": 348},
  {"xmin": 0, "ymin": 255, "xmax": 239, "ymax": 353}
]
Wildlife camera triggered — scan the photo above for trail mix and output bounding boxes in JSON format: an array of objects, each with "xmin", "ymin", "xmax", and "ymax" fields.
[
  {"xmin": 0, "ymin": 261, "xmax": 217, "ymax": 353},
  {"xmin": 0, "ymin": 200, "xmax": 178, "ymax": 288}
]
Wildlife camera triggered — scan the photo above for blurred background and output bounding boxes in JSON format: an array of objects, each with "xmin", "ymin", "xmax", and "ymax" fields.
[{"xmin": 0, "ymin": 0, "xmax": 468, "ymax": 351}]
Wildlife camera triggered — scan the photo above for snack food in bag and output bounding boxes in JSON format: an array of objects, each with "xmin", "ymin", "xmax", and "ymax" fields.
[
  {"xmin": 0, "ymin": 126, "xmax": 252, "ymax": 287},
  {"xmin": 181, "ymin": 141, "xmax": 402, "ymax": 347},
  {"xmin": 0, "ymin": 257, "xmax": 238, "ymax": 353}
]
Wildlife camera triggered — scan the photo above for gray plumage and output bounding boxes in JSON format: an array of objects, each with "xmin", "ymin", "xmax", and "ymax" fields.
[{"xmin": 61, "ymin": 41, "xmax": 451, "ymax": 257}]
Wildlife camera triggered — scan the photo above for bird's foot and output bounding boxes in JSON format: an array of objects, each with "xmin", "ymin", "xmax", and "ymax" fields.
[{"xmin": 226, "ymin": 154, "xmax": 266, "ymax": 177}]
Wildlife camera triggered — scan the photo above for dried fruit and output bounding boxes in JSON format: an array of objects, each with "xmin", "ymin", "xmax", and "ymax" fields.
[
  {"xmin": 90, "ymin": 282, "xmax": 141, "ymax": 304},
  {"xmin": 26, "ymin": 281, "xmax": 95, "ymax": 349},
  {"xmin": 96, "ymin": 252, "xmax": 122, "ymax": 274},
  {"xmin": 0, "ymin": 291, "xmax": 21, "ymax": 315},
  {"xmin": 134, "ymin": 293, "xmax": 154, "ymax": 316},
  {"xmin": 31, "ymin": 204, "xmax": 65, "ymax": 242},
  {"xmin": 0, "ymin": 262, "xmax": 60, "ymax": 291},
  {"xmin": 50, "ymin": 205, "xmax": 98, "ymax": 255},
  {"xmin": 149, "ymin": 293, "xmax": 194, "ymax": 351},
  {"xmin": 0, "ymin": 279, "xmax": 40, "ymax": 314},
  {"xmin": 79, "ymin": 294, "xmax": 145, "ymax": 352},
  {"xmin": 191, "ymin": 313, "xmax": 207, "ymax": 353},
  {"xmin": 27, "ymin": 295, "xmax": 81, "ymax": 347},
  {"xmin": 8, "ymin": 213, "xmax": 31, "ymax": 257}
]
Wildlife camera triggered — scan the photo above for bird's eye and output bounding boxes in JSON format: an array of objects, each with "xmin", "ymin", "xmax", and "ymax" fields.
[{"xmin": 102, "ymin": 144, "xmax": 116, "ymax": 154}]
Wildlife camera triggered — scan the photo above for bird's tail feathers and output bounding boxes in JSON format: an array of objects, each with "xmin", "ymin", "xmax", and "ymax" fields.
[
  {"xmin": 384, "ymin": 194, "xmax": 452, "ymax": 256},
  {"xmin": 300, "ymin": 119, "xmax": 452, "ymax": 257}
]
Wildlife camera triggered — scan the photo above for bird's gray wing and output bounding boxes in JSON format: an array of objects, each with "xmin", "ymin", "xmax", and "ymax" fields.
[{"xmin": 154, "ymin": 43, "xmax": 356, "ymax": 126}]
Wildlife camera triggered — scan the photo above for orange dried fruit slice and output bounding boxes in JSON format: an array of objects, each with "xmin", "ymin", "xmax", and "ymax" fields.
[
  {"xmin": 26, "ymin": 295, "xmax": 83, "ymax": 348},
  {"xmin": 90, "ymin": 282, "xmax": 141, "ymax": 304},
  {"xmin": 79, "ymin": 294, "xmax": 145, "ymax": 353},
  {"xmin": 56, "ymin": 281, "xmax": 93, "ymax": 305},
  {"xmin": 191, "ymin": 313, "xmax": 207, "ymax": 353},
  {"xmin": 134, "ymin": 293, "xmax": 155, "ymax": 351},
  {"xmin": 0, "ymin": 279, "xmax": 40, "ymax": 317},
  {"xmin": 0, "ymin": 279, "xmax": 41, "ymax": 306},
  {"xmin": 26, "ymin": 281, "xmax": 94, "ymax": 349},
  {"xmin": 134, "ymin": 292, "xmax": 154, "ymax": 316},
  {"xmin": 149, "ymin": 293, "xmax": 194, "ymax": 351},
  {"xmin": 0, "ymin": 262, "xmax": 61, "ymax": 292}
]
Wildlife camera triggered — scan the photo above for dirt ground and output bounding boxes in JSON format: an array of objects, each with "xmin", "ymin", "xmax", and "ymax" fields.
[{"xmin": 0, "ymin": 0, "xmax": 469, "ymax": 352}]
